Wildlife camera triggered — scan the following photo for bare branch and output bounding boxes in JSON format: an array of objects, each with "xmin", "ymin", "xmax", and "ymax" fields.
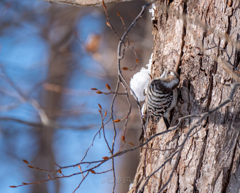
[{"xmin": 43, "ymin": 0, "xmax": 137, "ymax": 7}]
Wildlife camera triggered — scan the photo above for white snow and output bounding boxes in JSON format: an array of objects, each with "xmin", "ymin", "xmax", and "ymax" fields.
[
  {"xmin": 130, "ymin": 54, "xmax": 152, "ymax": 101},
  {"xmin": 141, "ymin": 102, "xmax": 146, "ymax": 115},
  {"xmin": 149, "ymin": 3, "xmax": 156, "ymax": 20},
  {"xmin": 129, "ymin": 183, "xmax": 133, "ymax": 190}
]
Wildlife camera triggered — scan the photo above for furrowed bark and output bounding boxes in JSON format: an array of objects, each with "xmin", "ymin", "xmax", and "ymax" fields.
[{"xmin": 129, "ymin": 0, "xmax": 240, "ymax": 192}]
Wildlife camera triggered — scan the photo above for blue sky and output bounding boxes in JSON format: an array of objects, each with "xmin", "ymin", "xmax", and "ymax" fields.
[{"xmin": 0, "ymin": 1, "xmax": 119, "ymax": 193}]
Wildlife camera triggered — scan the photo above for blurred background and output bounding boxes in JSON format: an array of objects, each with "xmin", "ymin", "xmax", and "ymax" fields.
[{"xmin": 0, "ymin": 0, "xmax": 152, "ymax": 192}]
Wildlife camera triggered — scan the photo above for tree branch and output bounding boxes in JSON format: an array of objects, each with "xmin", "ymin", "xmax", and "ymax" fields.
[{"xmin": 43, "ymin": 0, "xmax": 137, "ymax": 7}]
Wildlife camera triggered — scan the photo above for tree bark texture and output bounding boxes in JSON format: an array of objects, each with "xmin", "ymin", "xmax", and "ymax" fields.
[{"xmin": 129, "ymin": 0, "xmax": 240, "ymax": 193}]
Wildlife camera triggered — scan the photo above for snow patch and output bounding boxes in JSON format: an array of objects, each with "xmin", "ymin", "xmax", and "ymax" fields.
[
  {"xmin": 129, "ymin": 183, "xmax": 133, "ymax": 190},
  {"xmin": 130, "ymin": 54, "xmax": 152, "ymax": 101},
  {"xmin": 149, "ymin": 3, "xmax": 156, "ymax": 20}
]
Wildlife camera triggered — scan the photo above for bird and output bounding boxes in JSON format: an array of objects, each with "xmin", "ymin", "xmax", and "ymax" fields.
[{"xmin": 142, "ymin": 69, "xmax": 180, "ymax": 128}]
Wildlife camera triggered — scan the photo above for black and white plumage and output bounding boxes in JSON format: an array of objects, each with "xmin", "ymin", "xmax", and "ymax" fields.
[{"xmin": 143, "ymin": 69, "xmax": 180, "ymax": 127}]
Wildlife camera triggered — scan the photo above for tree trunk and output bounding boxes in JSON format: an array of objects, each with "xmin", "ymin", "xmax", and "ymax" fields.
[
  {"xmin": 31, "ymin": 6, "xmax": 79, "ymax": 193},
  {"xmin": 129, "ymin": 0, "xmax": 240, "ymax": 192}
]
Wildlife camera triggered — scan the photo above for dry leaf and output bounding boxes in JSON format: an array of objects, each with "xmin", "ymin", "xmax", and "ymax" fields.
[
  {"xmin": 102, "ymin": 0, "xmax": 106, "ymax": 7},
  {"xmin": 106, "ymin": 84, "xmax": 111, "ymax": 90},
  {"xmin": 78, "ymin": 165, "xmax": 82, "ymax": 171},
  {"xmin": 22, "ymin": 159, "xmax": 29, "ymax": 164},
  {"xmin": 129, "ymin": 142, "xmax": 134, "ymax": 146},
  {"xmin": 85, "ymin": 34, "xmax": 101, "ymax": 53},
  {"xmin": 113, "ymin": 119, "xmax": 120, "ymax": 123},
  {"xmin": 102, "ymin": 156, "xmax": 109, "ymax": 160},
  {"xmin": 122, "ymin": 67, "xmax": 128, "ymax": 70}
]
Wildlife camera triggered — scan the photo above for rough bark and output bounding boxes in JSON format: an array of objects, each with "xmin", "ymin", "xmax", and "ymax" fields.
[{"xmin": 129, "ymin": 0, "xmax": 240, "ymax": 193}]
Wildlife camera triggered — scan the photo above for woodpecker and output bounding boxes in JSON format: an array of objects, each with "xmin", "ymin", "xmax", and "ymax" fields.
[{"xmin": 143, "ymin": 69, "xmax": 180, "ymax": 128}]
